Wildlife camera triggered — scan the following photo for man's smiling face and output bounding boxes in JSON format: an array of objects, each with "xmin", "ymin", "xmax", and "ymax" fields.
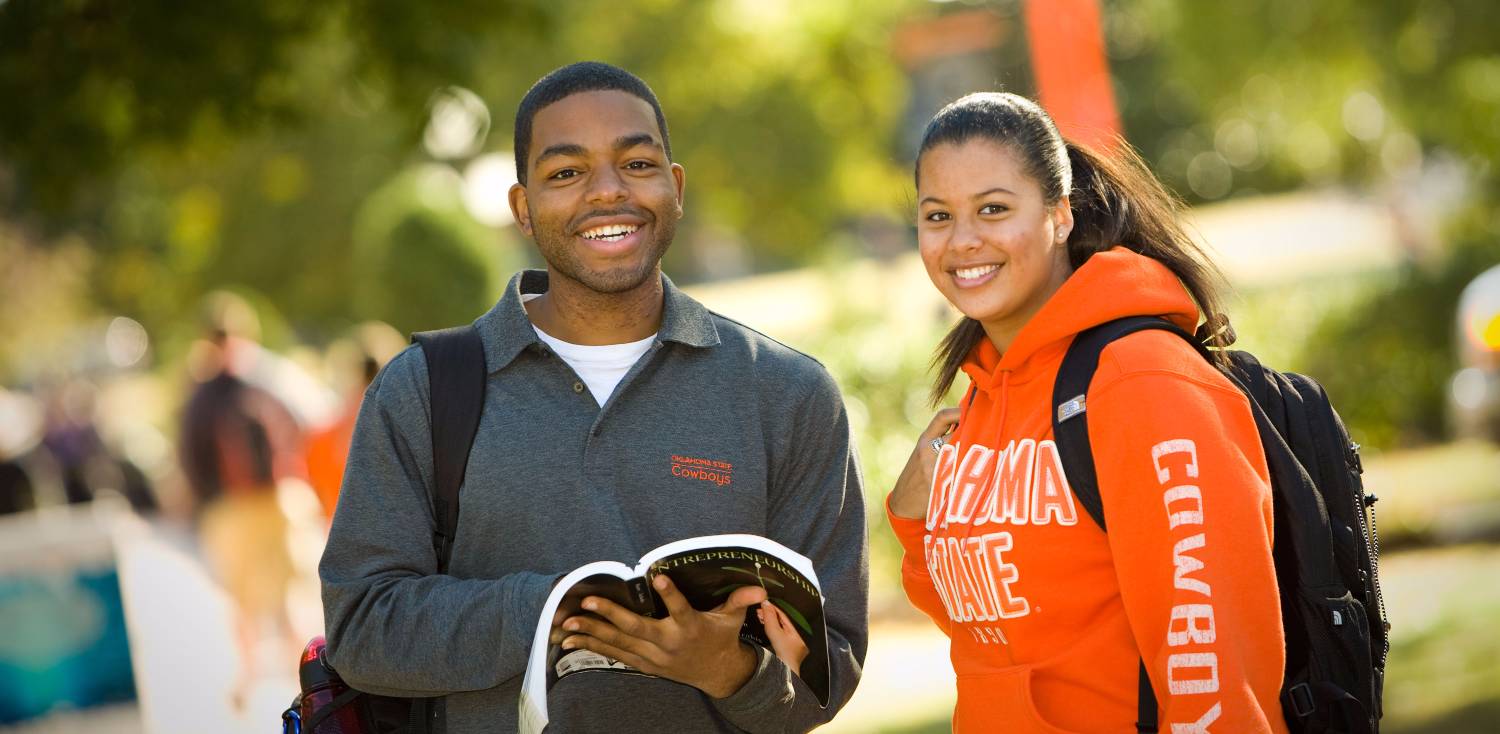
[{"xmin": 509, "ymin": 90, "xmax": 685, "ymax": 295}]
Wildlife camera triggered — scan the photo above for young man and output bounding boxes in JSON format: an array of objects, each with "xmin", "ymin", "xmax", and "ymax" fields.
[{"xmin": 319, "ymin": 62, "xmax": 868, "ymax": 733}]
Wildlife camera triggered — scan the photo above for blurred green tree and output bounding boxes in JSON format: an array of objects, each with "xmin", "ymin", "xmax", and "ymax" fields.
[
  {"xmin": 1299, "ymin": 220, "xmax": 1500, "ymax": 448},
  {"xmin": 4, "ymin": 0, "xmax": 1496, "ymax": 447},
  {"xmin": 1108, "ymin": 0, "xmax": 1500, "ymax": 204},
  {"xmin": 0, "ymin": 1, "xmax": 336, "ymax": 222},
  {"xmin": 350, "ymin": 165, "xmax": 508, "ymax": 334},
  {"xmin": 1102, "ymin": 0, "xmax": 1500, "ymax": 447},
  {"xmin": 0, "ymin": 0, "xmax": 912, "ymax": 350}
]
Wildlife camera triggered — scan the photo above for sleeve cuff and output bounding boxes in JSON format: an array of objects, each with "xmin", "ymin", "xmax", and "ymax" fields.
[
  {"xmin": 710, "ymin": 645, "xmax": 796, "ymax": 724},
  {"xmin": 884, "ymin": 492, "xmax": 930, "ymax": 560},
  {"xmin": 502, "ymin": 571, "xmax": 567, "ymax": 662}
]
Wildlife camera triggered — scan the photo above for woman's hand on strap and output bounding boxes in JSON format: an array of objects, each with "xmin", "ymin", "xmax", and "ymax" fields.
[{"xmin": 888, "ymin": 408, "xmax": 960, "ymax": 520}]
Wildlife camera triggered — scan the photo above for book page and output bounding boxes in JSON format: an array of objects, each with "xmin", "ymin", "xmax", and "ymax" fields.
[
  {"xmin": 637, "ymin": 535, "xmax": 832, "ymax": 705},
  {"xmin": 519, "ymin": 560, "xmax": 636, "ymax": 734},
  {"xmin": 634, "ymin": 533, "xmax": 820, "ymax": 589}
]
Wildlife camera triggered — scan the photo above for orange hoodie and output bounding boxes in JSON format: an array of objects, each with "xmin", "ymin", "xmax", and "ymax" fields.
[{"xmin": 888, "ymin": 248, "xmax": 1288, "ymax": 733}]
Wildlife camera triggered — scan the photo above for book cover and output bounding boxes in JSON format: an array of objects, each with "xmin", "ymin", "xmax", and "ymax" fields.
[{"xmin": 519, "ymin": 534, "xmax": 828, "ymax": 734}]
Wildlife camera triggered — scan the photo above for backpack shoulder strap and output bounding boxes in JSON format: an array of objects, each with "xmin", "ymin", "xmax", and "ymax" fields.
[
  {"xmin": 412, "ymin": 325, "xmax": 487, "ymax": 575},
  {"xmin": 1051, "ymin": 316, "xmax": 1206, "ymax": 734},
  {"xmin": 1051, "ymin": 316, "xmax": 1203, "ymax": 531}
]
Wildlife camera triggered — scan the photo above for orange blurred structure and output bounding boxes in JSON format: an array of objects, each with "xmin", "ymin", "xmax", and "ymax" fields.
[{"xmin": 1023, "ymin": 0, "xmax": 1122, "ymax": 151}]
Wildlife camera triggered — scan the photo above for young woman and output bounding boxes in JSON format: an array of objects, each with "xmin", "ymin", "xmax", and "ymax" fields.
[{"xmin": 886, "ymin": 93, "xmax": 1289, "ymax": 733}]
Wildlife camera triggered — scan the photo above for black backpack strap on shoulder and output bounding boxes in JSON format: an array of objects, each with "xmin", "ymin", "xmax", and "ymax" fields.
[
  {"xmin": 1135, "ymin": 661, "xmax": 1159, "ymax": 733},
  {"xmin": 412, "ymin": 325, "xmax": 487, "ymax": 575},
  {"xmin": 1051, "ymin": 316, "xmax": 1202, "ymax": 531}
]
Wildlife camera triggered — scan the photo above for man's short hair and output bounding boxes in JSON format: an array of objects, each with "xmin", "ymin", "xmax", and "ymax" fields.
[{"xmin": 513, "ymin": 61, "xmax": 672, "ymax": 185}]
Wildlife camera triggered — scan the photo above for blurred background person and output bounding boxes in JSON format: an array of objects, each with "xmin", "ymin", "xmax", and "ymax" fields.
[
  {"xmin": 304, "ymin": 321, "xmax": 405, "ymax": 520},
  {"xmin": 0, "ymin": 379, "xmax": 158, "ymax": 516},
  {"xmin": 178, "ymin": 291, "xmax": 325, "ymax": 709},
  {"xmin": 39, "ymin": 378, "xmax": 158, "ymax": 513},
  {"xmin": 0, "ymin": 386, "xmax": 43, "ymax": 515}
]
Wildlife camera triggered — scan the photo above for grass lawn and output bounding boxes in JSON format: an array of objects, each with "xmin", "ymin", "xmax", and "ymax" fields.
[
  {"xmin": 1363, "ymin": 441, "xmax": 1500, "ymax": 549},
  {"xmin": 1380, "ymin": 544, "xmax": 1500, "ymax": 733},
  {"xmin": 1365, "ymin": 442, "xmax": 1500, "ymax": 731}
]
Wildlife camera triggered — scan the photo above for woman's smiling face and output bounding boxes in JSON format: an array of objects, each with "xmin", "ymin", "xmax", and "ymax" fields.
[{"xmin": 916, "ymin": 138, "xmax": 1074, "ymax": 348}]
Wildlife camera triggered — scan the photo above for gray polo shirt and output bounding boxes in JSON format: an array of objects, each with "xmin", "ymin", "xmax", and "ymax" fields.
[{"xmin": 320, "ymin": 270, "xmax": 868, "ymax": 733}]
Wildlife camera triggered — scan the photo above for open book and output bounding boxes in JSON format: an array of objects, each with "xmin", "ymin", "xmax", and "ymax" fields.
[{"xmin": 518, "ymin": 534, "xmax": 828, "ymax": 734}]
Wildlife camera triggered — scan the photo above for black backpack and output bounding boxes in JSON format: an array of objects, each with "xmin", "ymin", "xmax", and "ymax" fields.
[
  {"xmin": 1050, "ymin": 316, "xmax": 1389, "ymax": 734},
  {"xmin": 285, "ymin": 325, "xmax": 486, "ymax": 734}
]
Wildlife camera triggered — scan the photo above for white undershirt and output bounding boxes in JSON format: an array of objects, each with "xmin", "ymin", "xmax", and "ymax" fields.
[{"xmin": 523, "ymin": 294, "xmax": 656, "ymax": 407}]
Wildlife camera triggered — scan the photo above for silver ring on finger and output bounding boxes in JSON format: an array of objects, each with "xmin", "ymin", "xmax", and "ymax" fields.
[{"xmin": 929, "ymin": 437, "xmax": 945, "ymax": 455}]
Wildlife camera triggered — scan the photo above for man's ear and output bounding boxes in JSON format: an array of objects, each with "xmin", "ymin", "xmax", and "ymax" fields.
[
  {"xmin": 670, "ymin": 162, "xmax": 686, "ymax": 219},
  {"xmin": 508, "ymin": 183, "xmax": 533, "ymax": 235}
]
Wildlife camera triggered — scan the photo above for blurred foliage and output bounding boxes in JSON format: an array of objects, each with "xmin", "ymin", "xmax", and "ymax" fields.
[
  {"xmin": 1109, "ymin": 0, "xmax": 1500, "ymax": 203},
  {"xmin": 0, "ymin": 1, "xmax": 336, "ymax": 219},
  {"xmin": 1299, "ymin": 222, "xmax": 1500, "ymax": 449},
  {"xmin": 1102, "ymin": 0, "xmax": 1500, "ymax": 448},
  {"xmin": 808, "ymin": 302, "xmax": 947, "ymax": 610},
  {"xmin": 0, "ymin": 0, "xmax": 554, "ymax": 223},
  {"xmin": 351, "ymin": 166, "xmax": 510, "ymax": 334},
  {"xmin": 1226, "ymin": 273, "xmax": 1387, "ymax": 376},
  {"xmin": 3, "ymin": 0, "xmax": 1499, "ymax": 440},
  {"xmin": 0, "ymin": 0, "xmax": 913, "ymax": 356}
]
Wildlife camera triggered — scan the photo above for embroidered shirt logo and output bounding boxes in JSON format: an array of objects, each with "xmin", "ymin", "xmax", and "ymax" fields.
[{"xmin": 671, "ymin": 455, "xmax": 734, "ymax": 487}]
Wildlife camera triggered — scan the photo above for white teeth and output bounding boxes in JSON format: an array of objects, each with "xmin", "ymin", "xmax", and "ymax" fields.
[
  {"xmin": 581, "ymin": 224, "xmax": 640, "ymax": 241},
  {"xmin": 955, "ymin": 264, "xmax": 1000, "ymax": 280}
]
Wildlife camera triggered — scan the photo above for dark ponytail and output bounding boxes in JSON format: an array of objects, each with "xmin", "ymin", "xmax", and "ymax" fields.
[
  {"xmin": 1062, "ymin": 140, "xmax": 1233, "ymax": 352},
  {"xmin": 920, "ymin": 93, "xmax": 1232, "ymax": 405}
]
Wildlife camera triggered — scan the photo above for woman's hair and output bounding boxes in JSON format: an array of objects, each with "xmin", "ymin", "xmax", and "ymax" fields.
[{"xmin": 917, "ymin": 92, "xmax": 1232, "ymax": 404}]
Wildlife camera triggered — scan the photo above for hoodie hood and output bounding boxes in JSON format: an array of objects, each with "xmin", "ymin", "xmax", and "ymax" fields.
[{"xmin": 961, "ymin": 247, "xmax": 1200, "ymax": 392}]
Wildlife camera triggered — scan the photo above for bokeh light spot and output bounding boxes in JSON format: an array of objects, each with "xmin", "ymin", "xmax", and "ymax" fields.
[
  {"xmin": 1215, "ymin": 118, "xmax": 1261, "ymax": 169},
  {"xmin": 423, "ymin": 86, "xmax": 491, "ymax": 161},
  {"xmin": 105, "ymin": 316, "xmax": 150, "ymax": 369},
  {"xmin": 1186, "ymin": 152, "xmax": 1232, "ymax": 199},
  {"xmin": 462, "ymin": 153, "xmax": 518, "ymax": 227},
  {"xmin": 1342, "ymin": 91, "xmax": 1386, "ymax": 142},
  {"xmin": 1452, "ymin": 367, "xmax": 1488, "ymax": 412}
]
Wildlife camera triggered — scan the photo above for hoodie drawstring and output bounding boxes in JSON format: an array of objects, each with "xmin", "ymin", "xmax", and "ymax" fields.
[{"xmin": 996, "ymin": 371, "xmax": 1011, "ymax": 439}]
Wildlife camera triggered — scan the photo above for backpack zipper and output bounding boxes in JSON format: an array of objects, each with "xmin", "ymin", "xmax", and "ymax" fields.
[{"xmin": 1347, "ymin": 440, "xmax": 1390, "ymax": 669}]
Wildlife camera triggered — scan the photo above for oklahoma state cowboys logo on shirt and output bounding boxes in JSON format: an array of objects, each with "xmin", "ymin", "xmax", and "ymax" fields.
[{"xmin": 671, "ymin": 454, "xmax": 734, "ymax": 487}]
